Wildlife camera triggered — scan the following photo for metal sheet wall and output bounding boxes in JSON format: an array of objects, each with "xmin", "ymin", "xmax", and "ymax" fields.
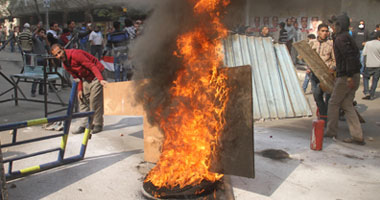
[{"xmin": 223, "ymin": 35, "xmax": 312, "ymax": 120}]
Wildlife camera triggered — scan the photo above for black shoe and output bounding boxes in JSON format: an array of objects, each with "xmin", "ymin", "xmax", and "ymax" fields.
[
  {"xmin": 31, "ymin": 93, "xmax": 36, "ymax": 97},
  {"xmin": 342, "ymin": 138, "xmax": 366, "ymax": 145},
  {"xmin": 92, "ymin": 126, "xmax": 103, "ymax": 134},
  {"xmin": 72, "ymin": 126, "xmax": 85, "ymax": 134},
  {"xmin": 362, "ymin": 95, "xmax": 371, "ymax": 100}
]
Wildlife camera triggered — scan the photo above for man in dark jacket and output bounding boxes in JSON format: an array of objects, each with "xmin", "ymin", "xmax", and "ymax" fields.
[
  {"xmin": 51, "ymin": 43, "xmax": 108, "ymax": 134},
  {"xmin": 353, "ymin": 20, "xmax": 369, "ymax": 73},
  {"xmin": 325, "ymin": 14, "xmax": 364, "ymax": 145}
]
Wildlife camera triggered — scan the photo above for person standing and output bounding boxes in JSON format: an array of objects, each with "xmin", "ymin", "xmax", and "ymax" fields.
[
  {"xmin": 353, "ymin": 20, "xmax": 369, "ymax": 74},
  {"xmin": 47, "ymin": 22, "xmax": 60, "ymax": 46},
  {"xmin": 89, "ymin": 26, "xmax": 104, "ymax": 60},
  {"xmin": 51, "ymin": 43, "xmax": 108, "ymax": 134},
  {"xmin": 278, "ymin": 22, "xmax": 288, "ymax": 45},
  {"xmin": 284, "ymin": 18, "xmax": 296, "ymax": 54},
  {"xmin": 309, "ymin": 24, "xmax": 336, "ymax": 122},
  {"xmin": 31, "ymin": 28, "xmax": 50, "ymax": 97},
  {"xmin": 325, "ymin": 14, "xmax": 364, "ymax": 145},
  {"xmin": 0, "ymin": 26, "xmax": 6, "ymax": 47},
  {"xmin": 107, "ymin": 21, "xmax": 129, "ymax": 82},
  {"xmin": 18, "ymin": 23, "xmax": 33, "ymax": 64},
  {"xmin": 123, "ymin": 18, "xmax": 136, "ymax": 40},
  {"xmin": 362, "ymin": 32, "xmax": 380, "ymax": 100}
]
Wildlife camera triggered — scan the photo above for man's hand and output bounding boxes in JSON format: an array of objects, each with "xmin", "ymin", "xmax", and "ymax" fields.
[
  {"xmin": 100, "ymin": 80, "xmax": 108, "ymax": 87},
  {"xmin": 347, "ymin": 77, "xmax": 355, "ymax": 89},
  {"xmin": 77, "ymin": 90, "xmax": 83, "ymax": 100}
]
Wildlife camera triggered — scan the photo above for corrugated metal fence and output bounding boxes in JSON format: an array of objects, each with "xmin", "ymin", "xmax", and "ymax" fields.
[{"xmin": 223, "ymin": 34, "xmax": 312, "ymax": 120}]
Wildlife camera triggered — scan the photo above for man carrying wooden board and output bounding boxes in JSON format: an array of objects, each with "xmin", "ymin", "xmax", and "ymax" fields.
[
  {"xmin": 294, "ymin": 14, "xmax": 365, "ymax": 145},
  {"xmin": 307, "ymin": 23, "xmax": 336, "ymax": 123}
]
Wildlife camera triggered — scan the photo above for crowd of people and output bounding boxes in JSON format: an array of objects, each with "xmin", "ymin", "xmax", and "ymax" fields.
[
  {"xmin": 234, "ymin": 14, "xmax": 380, "ymax": 145},
  {"xmin": 0, "ymin": 18, "xmax": 143, "ymax": 134}
]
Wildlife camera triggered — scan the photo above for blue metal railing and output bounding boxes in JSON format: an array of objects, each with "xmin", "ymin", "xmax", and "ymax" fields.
[{"xmin": 0, "ymin": 81, "xmax": 94, "ymax": 181}]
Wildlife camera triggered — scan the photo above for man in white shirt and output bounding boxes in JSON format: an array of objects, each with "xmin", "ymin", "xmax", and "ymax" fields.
[
  {"xmin": 89, "ymin": 26, "xmax": 104, "ymax": 60},
  {"xmin": 362, "ymin": 32, "xmax": 380, "ymax": 100}
]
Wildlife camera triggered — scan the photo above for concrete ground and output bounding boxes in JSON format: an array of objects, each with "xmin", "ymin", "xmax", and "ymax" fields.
[{"xmin": 0, "ymin": 51, "xmax": 379, "ymax": 200}]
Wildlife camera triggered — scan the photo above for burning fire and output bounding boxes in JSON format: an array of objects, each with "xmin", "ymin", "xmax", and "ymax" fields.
[{"xmin": 144, "ymin": 0, "xmax": 231, "ymax": 195}]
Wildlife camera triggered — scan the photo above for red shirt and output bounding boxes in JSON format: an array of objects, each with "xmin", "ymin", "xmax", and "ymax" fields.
[
  {"xmin": 62, "ymin": 49, "xmax": 105, "ymax": 91},
  {"xmin": 60, "ymin": 32, "xmax": 71, "ymax": 45}
]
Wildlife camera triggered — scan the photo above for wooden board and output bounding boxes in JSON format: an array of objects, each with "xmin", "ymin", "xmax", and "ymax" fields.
[
  {"xmin": 210, "ymin": 65, "xmax": 255, "ymax": 178},
  {"xmin": 103, "ymin": 66, "xmax": 255, "ymax": 178},
  {"xmin": 293, "ymin": 40, "xmax": 335, "ymax": 93},
  {"xmin": 103, "ymin": 81, "xmax": 144, "ymax": 116},
  {"xmin": 104, "ymin": 81, "xmax": 163, "ymax": 162}
]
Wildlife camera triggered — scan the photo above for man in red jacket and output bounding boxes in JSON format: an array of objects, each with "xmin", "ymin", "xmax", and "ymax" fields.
[{"xmin": 51, "ymin": 43, "xmax": 108, "ymax": 134}]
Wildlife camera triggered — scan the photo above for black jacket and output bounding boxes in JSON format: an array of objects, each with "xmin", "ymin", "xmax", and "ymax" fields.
[
  {"xmin": 333, "ymin": 32, "xmax": 361, "ymax": 77},
  {"xmin": 353, "ymin": 29, "xmax": 369, "ymax": 50},
  {"xmin": 333, "ymin": 14, "xmax": 361, "ymax": 77}
]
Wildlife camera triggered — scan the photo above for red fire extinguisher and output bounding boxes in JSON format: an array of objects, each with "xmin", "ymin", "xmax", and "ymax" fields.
[{"xmin": 311, "ymin": 119, "xmax": 325, "ymax": 151}]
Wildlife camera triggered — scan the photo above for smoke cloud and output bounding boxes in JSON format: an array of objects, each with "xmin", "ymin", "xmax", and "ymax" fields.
[{"xmin": 130, "ymin": 0, "xmax": 219, "ymax": 126}]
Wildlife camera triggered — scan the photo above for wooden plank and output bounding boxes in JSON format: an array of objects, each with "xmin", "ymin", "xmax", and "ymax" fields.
[
  {"xmin": 104, "ymin": 81, "xmax": 163, "ymax": 163},
  {"xmin": 210, "ymin": 65, "xmax": 254, "ymax": 178},
  {"xmin": 103, "ymin": 81, "xmax": 144, "ymax": 116},
  {"xmin": 293, "ymin": 40, "xmax": 335, "ymax": 93}
]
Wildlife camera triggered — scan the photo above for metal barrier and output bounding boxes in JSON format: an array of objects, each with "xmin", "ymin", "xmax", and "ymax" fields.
[{"xmin": 0, "ymin": 81, "xmax": 94, "ymax": 181}]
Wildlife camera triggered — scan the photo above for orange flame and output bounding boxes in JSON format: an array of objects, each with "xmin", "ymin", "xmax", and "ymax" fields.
[{"xmin": 144, "ymin": 0, "xmax": 231, "ymax": 192}]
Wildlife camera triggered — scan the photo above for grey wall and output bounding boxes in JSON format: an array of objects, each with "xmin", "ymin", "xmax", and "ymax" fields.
[{"xmin": 341, "ymin": 0, "xmax": 380, "ymax": 30}]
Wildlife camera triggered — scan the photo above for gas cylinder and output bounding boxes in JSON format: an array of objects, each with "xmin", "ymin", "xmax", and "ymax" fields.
[{"xmin": 311, "ymin": 119, "xmax": 325, "ymax": 151}]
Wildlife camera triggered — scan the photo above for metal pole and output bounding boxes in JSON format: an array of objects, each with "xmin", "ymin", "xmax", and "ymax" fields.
[
  {"xmin": 44, "ymin": 0, "xmax": 50, "ymax": 30},
  {"xmin": 46, "ymin": 8, "xmax": 49, "ymax": 30}
]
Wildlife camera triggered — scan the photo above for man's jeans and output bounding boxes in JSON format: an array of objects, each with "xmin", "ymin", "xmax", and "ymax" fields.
[
  {"xmin": 90, "ymin": 45, "xmax": 103, "ymax": 60},
  {"xmin": 363, "ymin": 67, "xmax": 380, "ymax": 98},
  {"xmin": 311, "ymin": 78, "xmax": 330, "ymax": 121},
  {"xmin": 360, "ymin": 50, "xmax": 365, "ymax": 74},
  {"xmin": 302, "ymin": 73, "xmax": 310, "ymax": 92},
  {"xmin": 313, "ymin": 84, "xmax": 331, "ymax": 121},
  {"xmin": 31, "ymin": 59, "xmax": 45, "ymax": 95},
  {"xmin": 114, "ymin": 54, "xmax": 128, "ymax": 82}
]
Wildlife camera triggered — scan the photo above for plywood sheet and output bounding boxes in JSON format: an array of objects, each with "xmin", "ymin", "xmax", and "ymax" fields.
[
  {"xmin": 210, "ymin": 65, "xmax": 255, "ymax": 178},
  {"xmin": 103, "ymin": 81, "xmax": 144, "ymax": 116},
  {"xmin": 104, "ymin": 81, "xmax": 163, "ymax": 163}
]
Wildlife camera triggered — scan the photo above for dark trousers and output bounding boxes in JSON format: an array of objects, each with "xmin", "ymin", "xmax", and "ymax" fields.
[
  {"xmin": 311, "ymin": 78, "xmax": 330, "ymax": 121},
  {"xmin": 286, "ymin": 40, "xmax": 293, "ymax": 55},
  {"xmin": 31, "ymin": 59, "xmax": 46, "ymax": 95},
  {"xmin": 363, "ymin": 67, "xmax": 380, "ymax": 98},
  {"xmin": 91, "ymin": 45, "xmax": 103, "ymax": 60}
]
